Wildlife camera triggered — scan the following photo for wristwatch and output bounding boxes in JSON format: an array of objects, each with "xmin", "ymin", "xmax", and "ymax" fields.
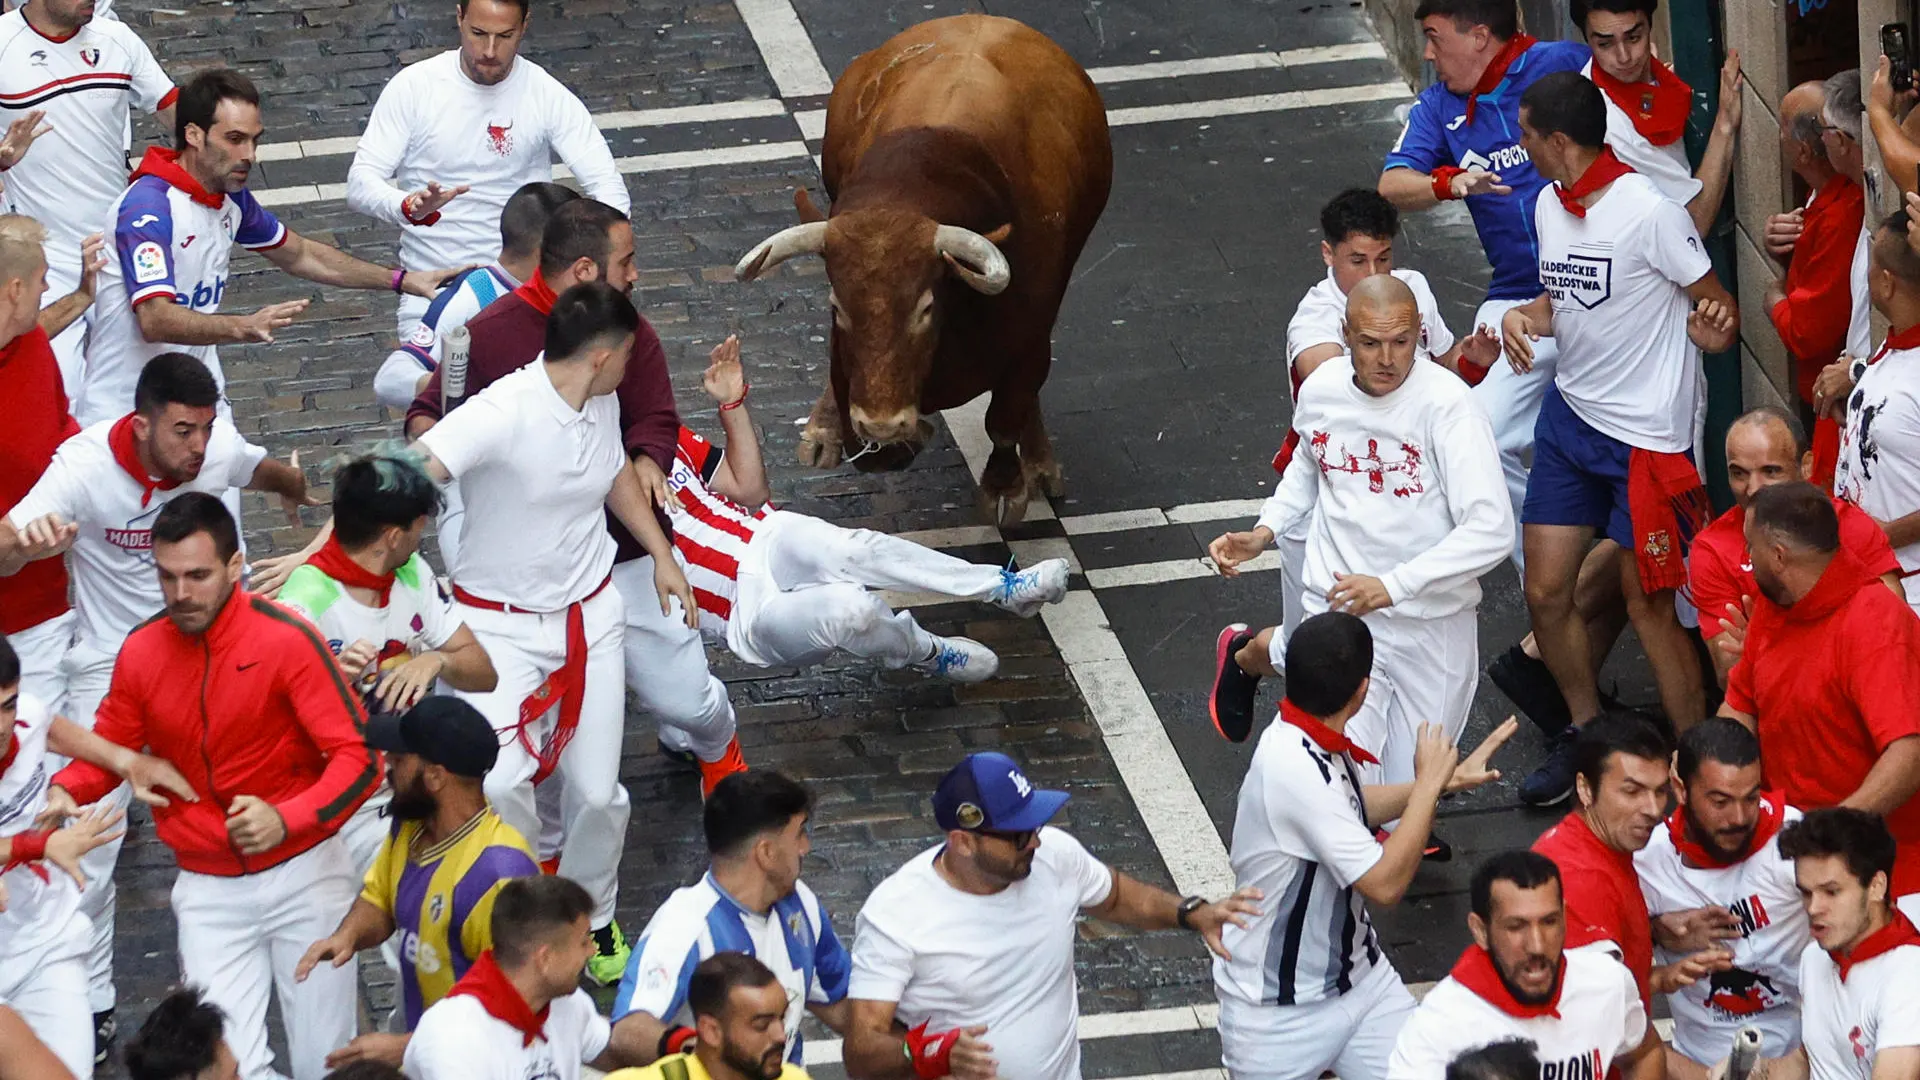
[{"xmin": 1175, "ymin": 895, "xmax": 1207, "ymax": 931}]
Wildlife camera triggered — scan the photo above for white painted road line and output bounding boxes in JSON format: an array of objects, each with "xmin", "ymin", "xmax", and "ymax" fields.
[
  {"xmin": 1108, "ymin": 80, "xmax": 1407, "ymax": 127},
  {"xmin": 594, "ymin": 98, "xmax": 790, "ymax": 130},
  {"xmin": 1085, "ymin": 41, "xmax": 1388, "ymax": 85},
  {"xmin": 1165, "ymin": 497, "xmax": 1267, "ymax": 525},
  {"xmin": 733, "ymin": 0, "xmax": 835, "ymax": 97}
]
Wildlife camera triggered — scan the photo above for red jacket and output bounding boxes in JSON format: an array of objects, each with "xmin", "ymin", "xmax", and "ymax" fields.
[
  {"xmin": 53, "ymin": 591, "xmax": 376, "ymax": 876},
  {"xmin": 0, "ymin": 326, "xmax": 79, "ymax": 635},
  {"xmin": 1771, "ymin": 174, "xmax": 1865, "ymax": 403}
]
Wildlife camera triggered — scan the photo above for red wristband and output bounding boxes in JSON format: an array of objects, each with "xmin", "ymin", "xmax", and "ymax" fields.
[
  {"xmin": 389, "ymin": 268, "xmax": 406, "ymax": 294},
  {"xmin": 6, "ymin": 828, "xmax": 51, "ymax": 865},
  {"xmin": 402, "ymin": 196, "xmax": 442, "ymax": 227},
  {"xmin": 1456, "ymin": 355, "xmax": 1492, "ymax": 387},
  {"xmin": 904, "ymin": 1021, "xmax": 960, "ymax": 1080},
  {"xmin": 659, "ymin": 1025, "xmax": 696, "ymax": 1057},
  {"xmin": 719, "ymin": 385, "xmax": 750, "ymax": 411},
  {"xmin": 1431, "ymin": 166, "xmax": 1466, "ymax": 201}
]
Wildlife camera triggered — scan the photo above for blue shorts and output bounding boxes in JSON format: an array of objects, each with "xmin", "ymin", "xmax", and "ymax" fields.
[{"xmin": 1520, "ymin": 386, "xmax": 1692, "ymax": 549}]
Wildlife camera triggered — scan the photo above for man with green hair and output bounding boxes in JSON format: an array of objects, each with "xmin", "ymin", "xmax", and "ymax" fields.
[{"xmin": 277, "ymin": 450, "xmax": 498, "ymax": 872}]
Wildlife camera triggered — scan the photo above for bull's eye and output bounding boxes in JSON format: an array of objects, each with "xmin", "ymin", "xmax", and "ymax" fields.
[{"xmin": 910, "ymin": 290, "xmax": 934, "ymax": 334}]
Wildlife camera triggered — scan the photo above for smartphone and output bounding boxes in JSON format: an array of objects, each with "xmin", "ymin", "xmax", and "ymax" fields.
[{"xmin": 1885, "ymin": 22, "xmax": 1914, "ymax": 94}]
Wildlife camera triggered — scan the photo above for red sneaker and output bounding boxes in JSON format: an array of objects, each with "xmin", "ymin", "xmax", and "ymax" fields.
[{"xmin": 698, "ymin": 738, "xmax": 749, "ymax": 798}]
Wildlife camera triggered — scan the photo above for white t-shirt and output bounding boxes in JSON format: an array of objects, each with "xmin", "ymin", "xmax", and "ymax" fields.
[
  {"xmin": 849, "ymin": 827, "xmax": 1115, "ymax": 1080},
  {"xmin": 1634, "ymin": 805, "xmax": 1809, "ymax": 1062},
  {"xmin": 347, "ymin": 51, "xmax": 629, "ymax": 273},
  {"xmin": 274, "ymin": 552, "xmax": 461, "ymax": 700},
  {"xmin": 1799, "ymin": 940, "xmax": 1920, "ymax": 1080},
  {"xmin": 1534, "ymin": 171, "xmax": 1713, "ymax": 452},
  {"xmin": 0, "ymin": 692, "xmax": 85, "ymax": 967},
  {"xmin": 1835, "ymin": 343, "xmax": 1920, "ymax": 602},
  {"xmin": 0, "ymin": 9, "xmax": 173, "ymax": 268},
  {"xmin": 7, "ymin": 417, "xmax": 265, "ymax": 651},
  {"xmin": 1848, "ymin": 221, "xmax": 1873, "ymax": 363},
  {"xmin": 1255, "ymin": 356, "xmax": 1512, "ymax": 620},
  {"xmin": 417, "ymin": 362, "xmax": 623, "ymax": 611},
  {"xmin": 1387, "ymin": 946, "xmax": 1647, "ymax": 1080},
  {"xmin": 403, "ymin": 987, "xmax": 610, "ymax": 1080},
  {"xmin": 1285, "ymin": 267, "xmax": 1455, "ymax": 373},
  {"xmin": 1214, "ymin": 714, "xmax": 1388, "ymax": 1007},
  {"xmin": 1584, "ymin": 62, "xmax": 1703, "ymax": 208}
]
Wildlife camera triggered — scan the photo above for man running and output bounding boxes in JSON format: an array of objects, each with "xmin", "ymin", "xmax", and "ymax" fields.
[{"xmin": 346, "ymin": 0, "xmax": 627, "ymax": 338}]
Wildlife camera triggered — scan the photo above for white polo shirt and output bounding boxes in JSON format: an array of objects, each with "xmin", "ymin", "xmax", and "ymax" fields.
[
  {"xmin": 1634, "ymin": 803, "xmax": 1809, "ymax": 1062},
  {"xmin": 1534, "ymin": 171, "xmax": 1713, "ymax": 452},
  {"xmin": 1214, "ymin": 708, "xmax": 1388, "ymax": 1008},
  {"xmin": 1583, "ymin": 61, "xmax": 1701, "ymax": 208},
  {"xmin": 403, "ymin": 986, "xmax": 610, "ymax": 1080},
  {"xmin": 416, "ymin": 361, "xmax": 623, "ymax": 611},
  {"xmin": 0, "ymin": 692, "xmax": 86, "ymax": 968},
  {"xmin": 1387, "ymin": 946, "xmax": 1647, "ymax": 1080},
  {"xmin": 1799, "ymin": 935, "xmax": 1920, "ymax": 1080},
  {"xmin": 6, "ymin": 416, "xmax": 265, "ymax": 652},
  {"xmin": 849, "ymin": 827, "xmax": 1114, "ymax": 1080},
  {"xmin": 1835, "ymin": 336, "xmax": 1920, "ymax": 603}
]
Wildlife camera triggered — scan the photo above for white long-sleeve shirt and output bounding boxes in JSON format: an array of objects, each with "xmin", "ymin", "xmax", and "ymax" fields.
[
  {"xmin": 347, "ymin": 51, "xmax": 628, "ymax": 272},
  {"xmin": 1255, "ymin": 356, "xmax": 1512, "ymax": 620}
]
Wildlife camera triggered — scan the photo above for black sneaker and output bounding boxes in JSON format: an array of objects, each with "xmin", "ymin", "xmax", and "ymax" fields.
[
  {"xmin": 93, "ymin": 1009, "xmax": 115, "ymax": 1067},
  {"xmin": 1487, "ymin": 644, "xmax": 1573, "ymax": 736},
  {"xmin": 1209, "ymin": 624, "xmax": 1260, "ymax": 743},
  {"xmin": 1519, "ymin": 726, "xmax": 1582, "ymax": 807},
  {"xmin": 656, "ymin": 738, "xmax": 700, "ymax": 772}
]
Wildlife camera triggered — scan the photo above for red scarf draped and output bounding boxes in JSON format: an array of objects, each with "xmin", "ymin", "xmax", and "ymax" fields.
[
  {"xmin": 512, "ymin": 269, "xmax": 559, "ymax": 316},
  {"xmin": 1666, "ymin": 792, "xmax": 1786, "ymax": 869},
  {"xmin": 1869, "ymin": 322, "xmax": 1920, "ymax": 366},
  {"xmin": 1277, "ymin": 699, "xmax": 1380, "ymax": 765},
  {"xmin": 1832, "ymin": 910, "xmax": 1920, "ymax": 982},
  {"xmin": 0, "ymin": 719, "xmax": 24, "ymax": 777},
  {"xmin": 1590, "ymin": 58, "xmax": 1692, "ymax": 146},
  {"xmin": 129, "ymin": 147, "xmax": 224, "ymax": 209},
  {"xmin": 446, "ymin": 951, "xmax": 551, "ymax": 1047},
  {"xmin": 109, "ymin": 414, "xmax": 179, "ymax": 508},
  {"xmin": 1626, "ymin": 447, "xmax": 1710, "ymax": 594},
  {"xmin": 306, "ymin": 534, "xmax": 397, "ymax": 605},
  {"xmin": 1464, "ymin": 34, "xmax": 1539, "ymax": 124},
  {"xmin": 1554, "ymin": 147, "xmax": 1635, "ymax": 218},
  {"xmin": 1450, "ymin": 944, "xmax": 1565, "ymax": 1018}
]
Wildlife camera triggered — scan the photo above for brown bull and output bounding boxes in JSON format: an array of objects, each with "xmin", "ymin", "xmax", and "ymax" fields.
[{"xmin": 735, "ymin": 14, "xmax": 1112, "ymax": 524}]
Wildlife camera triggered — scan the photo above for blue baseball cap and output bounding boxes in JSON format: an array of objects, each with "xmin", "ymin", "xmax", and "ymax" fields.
[{"xmin": 932, "ymin": 752, "xmax": 1069, "ymax": 832}]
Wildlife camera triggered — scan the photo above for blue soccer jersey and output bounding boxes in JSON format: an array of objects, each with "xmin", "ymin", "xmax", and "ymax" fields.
[{"xmin": 1383, "ymin": 39, "xmax": 1591, "ymax": 301}]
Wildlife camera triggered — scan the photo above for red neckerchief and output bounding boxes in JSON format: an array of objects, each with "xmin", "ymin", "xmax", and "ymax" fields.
[
  {"xmin": 108, "ymin": 414, "xmax": 178, "ymax": 508},
  {"xmin": 1463, "ymin": 34, "xmax": 1539, "ymax": 124},
  {"xmin": 129, "ymin": 147, "xmax": 224, "ymax": 210},
  {"xmin": 1276, "ymin": 698, "xmax": 1380, "ymax": 765},
  {"xmin": 1590, "ymin": 57, "xmax": 1691, "ymax": 146},
  {"xmin": 1666, "ymin": 791, "xmax": 1786, "ymax": 869},
  {"xmin": 511, "ymin": 269, "xmax": 559, "ymax": 316},
  {"xmin": 446, "ymin": 951, "xmax": 550, "ymax": 1047},
  {"xmin": 1555, "ymin": 146, "xmax": 1635, "ymax": 218},
  {"xmin": 306, "ymin": 534, "xmax": 396, "ymax": 606},
  {"xmin": 1832, "ymin": 910, "xmax": 1920, "ymax": 982},
  {"xmin": 0, "ymin": 719, "xmax": 25, "ymax": 776},
  {"xmin": 1868, "ymin": 322, "xmax": 1920, "ymax": 366},
  {"xmin": 1450, "ymin": 943, "xmax": 1565, "ymax": 1018}
]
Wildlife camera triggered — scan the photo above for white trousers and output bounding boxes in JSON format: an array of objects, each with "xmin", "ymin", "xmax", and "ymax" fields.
[
  {"xmin": 611, "ymin": 553, "xmax": 736, "ymax": 762},
  {"xmin": 1278, "ymin": 530, "xmax": 1308, "ymax": 645},
  {"xmin": 730, "ymin": 511, "xmax": 997, "ymax": 669},
  {"xmin": 0, "ymin": 901, "xmax": 93, "ymax": 1079},
  {"xmin": 1470, "ymin": 296, "xmax": 1561, "ymax": 572},
  {"xmin": 1217, "ymin": 961, "xmax": 1416, "ymax": 1080},
  {"xmin": 59, "ymin": 636, "xmax": 130, "ymax": 1015},
  {"xmin": 395, "ymin": 292, "xmax": 429, "ymax": 342},
  {"xmin": 1341, "ymin": 609, "xmax": 1480, "ymax": 799},
  {"xmin": 10, "ymin": 610, "xmax": 74, "ymax": 715},
  {"xmin": 338, "ymin": 790, "xmax": 394, "ymax": 881},
  {"xmin": 457, "ymin": 586, "xmax": 629, "ymax": 927},
  {"xmin": 171, "ymin": 838, "xmax": 359, "ymax": 1080}
]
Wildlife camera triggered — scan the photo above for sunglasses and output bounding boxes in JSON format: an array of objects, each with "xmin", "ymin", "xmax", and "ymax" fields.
[{"xmin": 975, "ymin": 828, "xmax": 1038, "ymax": 848}]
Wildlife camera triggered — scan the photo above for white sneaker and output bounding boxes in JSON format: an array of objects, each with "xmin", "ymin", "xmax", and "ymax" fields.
[
  {"xmin": 912, "ymin": 636, "xmax": 1000, "ymax": 683},
  {"xmin": 991, "ymin": 558, "xmax": 1070, "ymax": 617}
]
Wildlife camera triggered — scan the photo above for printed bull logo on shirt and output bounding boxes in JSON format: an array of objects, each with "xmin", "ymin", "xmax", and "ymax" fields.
[
  {"xmin": 1705, "ymin": 967, "xmax": 1784, "ymax": 1019},
  {"xmin": 1308, "ymin": 431, "xmax": 1426, "ymax": 497},
  {"xmin": 1541, "ymin": 252, "xmax": 1615, "ymax": 310},
  {"xmin": 1540, "ymin": 1047, "xmax": 1605, "ymax": 1080},
  {"xmin": 486, "ymin": 119, "xmax": 515, "ymax": 156}
]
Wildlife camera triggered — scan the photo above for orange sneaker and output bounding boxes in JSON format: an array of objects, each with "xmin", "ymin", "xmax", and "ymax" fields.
[{"xmin": 698, "ymin": 738, "xmax": 749, "ymax": 798}]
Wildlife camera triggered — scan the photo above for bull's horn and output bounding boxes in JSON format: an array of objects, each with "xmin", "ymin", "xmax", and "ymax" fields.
[
  {"xmin": 735, "ymin": 222, "xmax": 828, "ymax": 281},
  {"xmin": 934, "ymin": 225, "xmax": 1011, "ymax": 295}
]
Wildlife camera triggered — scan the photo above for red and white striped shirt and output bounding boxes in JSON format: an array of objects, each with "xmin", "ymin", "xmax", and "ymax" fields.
[{"xmin": 667, "ymin": 426, "xmax": 764, "ymax": 636}]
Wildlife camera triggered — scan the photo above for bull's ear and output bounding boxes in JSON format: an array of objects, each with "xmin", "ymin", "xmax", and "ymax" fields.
[
  {"xmin": 984, "ymin": 223, "xmax": 1012, "ymax": 245},
  {"xmin": 795, "ymin": 188, "xmax": 826, "ymax": 223}
]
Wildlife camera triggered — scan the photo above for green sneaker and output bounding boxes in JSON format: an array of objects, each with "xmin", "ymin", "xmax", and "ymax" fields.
[{"xmin": 587, "ymin": 920, "xmax": 630, "ymax": 986}]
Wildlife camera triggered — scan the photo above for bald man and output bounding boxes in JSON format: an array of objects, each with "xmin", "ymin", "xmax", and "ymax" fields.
[
  {"xmin": 1765, "ymin": 80, "xmax": 1865, "ymax": 484},
  {"xmin": 1690, "ymin": 406, "xmax": 1903, "ymax": 686},
  {"xmin": 1211, "ymin": 277, "xmax": 1513, "ymax": 812}
]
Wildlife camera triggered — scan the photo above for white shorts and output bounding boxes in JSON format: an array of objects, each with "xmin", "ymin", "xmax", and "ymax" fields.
[
  {"xmin": 1342, "ymin": 608, "xmax": 1480, "ymax": 794},
  {"xmin": 1217, "ymin": 961, "xmax": 1416, "ymax": 1080},
  {"xmin": 9, "ymin": 610, "xmax": 75, "ymax": 716}
]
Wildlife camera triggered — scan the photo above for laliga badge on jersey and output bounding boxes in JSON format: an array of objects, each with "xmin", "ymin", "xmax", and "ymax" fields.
[
  {"xmin": 955, "ymin": 802, "xmax": 984, "ymax": 829},
  {"xmin": 132, "ymin": 241, "xmax": 168, "ymax": 284}
]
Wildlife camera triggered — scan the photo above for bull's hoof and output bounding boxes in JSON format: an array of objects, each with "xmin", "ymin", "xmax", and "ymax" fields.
[
  {"xmin": 798, "ymin": 427, "xmax": 843, "ymax": 468},
  {"xmin": 1025, "ymin": 459, "xmax": 1066, "ymax": 498},
  {"xmin": 849, "ymin": 440, "xmax": 923, "ymax": 472},
  {"xmin": 978, "ymin": 483, "xmax": 1033, "ymax": 526}
]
